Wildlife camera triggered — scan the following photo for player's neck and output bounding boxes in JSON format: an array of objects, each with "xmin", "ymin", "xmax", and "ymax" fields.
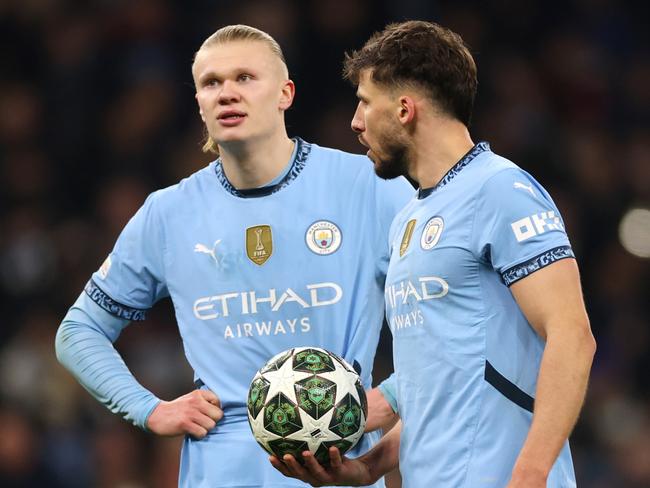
[
  {"xmin": 410, "ymin": 118, "xmax": 474, "ymax": 189},
  {"xmin": 219, "ymin": 132, "xmax": 295, "ymax": 190}
]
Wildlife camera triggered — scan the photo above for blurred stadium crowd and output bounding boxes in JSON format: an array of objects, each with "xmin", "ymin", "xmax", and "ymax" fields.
[{"xmin": 0, "ymin": 0, "xmax": 648, "ymax": 486}]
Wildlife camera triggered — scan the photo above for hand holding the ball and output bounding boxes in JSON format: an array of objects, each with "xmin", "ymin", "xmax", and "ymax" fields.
[
  {"xmin": 269, "ymin": 446, "xmax": 374, "ymax": 487},
  {"xmin": 147, "ymin": 389, "xmax": 224, "ymax": 438}
]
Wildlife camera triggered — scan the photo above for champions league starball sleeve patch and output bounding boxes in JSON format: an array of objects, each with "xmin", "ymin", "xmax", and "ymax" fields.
[{"xmin": 98, "ymin": 255, "xmax": 112, "ymax": 279}]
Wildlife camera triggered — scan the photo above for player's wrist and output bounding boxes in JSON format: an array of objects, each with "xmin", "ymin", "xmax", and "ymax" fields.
[
  {"xmin": 365, "ymin": 463, "xmax": 385, "ymax": 485},
  {"xmin": 511, "ymin": 458, "xmax": 550, "ymax": 485},
  {"xmin": 509, "ymin": 469, "xmax": 547, "ymax": 487},
  {"xmin": 357, "ymin": 449, "xmax": 388, "ymax": 484}
]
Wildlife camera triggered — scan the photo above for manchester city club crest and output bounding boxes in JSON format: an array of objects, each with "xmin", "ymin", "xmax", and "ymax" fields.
[
  {"xmin": 246, "ymin": 225, "xmax": 273, "ymax": 265},
  {"xmin": 305, "ymin": 220, "xmax": 342, "ymax": 255},
  {"xmin": 420, "ymin": 216, "xmax": 444, "ymax": 250}
]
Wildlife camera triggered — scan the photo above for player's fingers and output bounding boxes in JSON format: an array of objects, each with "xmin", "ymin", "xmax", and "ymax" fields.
[
  {"xmin": 187, "ymin": 423, "xmax": 208, "ymax": 439},
  {"xmin": 193, "ymin": 412, "xmax": 217, "ymax": 432},
  {"xmin": 200, "ymin": 402, "xmax": 224, "ymax": 422},
  {"xmin": 269, "ymin": 456, "xmax": 292, "ymax": 477},
  {"xmin": 328, "ymin": 446, "xmax": 344, "ymax": 469},
  {"xmin": 198, "ymin": 389, "xmax": 221, "ymax": 407},
  {"xmin": 281, "ymin": 454, "xmax": 303, "ymax": 472},
  {"xmin": 282, "ymin": 454, "xmax": 314, "ymax": 480},
  {"xmin": 301, "ymin": 451, "xmax": 332, "ymax": 483},
  {"xmin": 302, "ymin": 451, "xmax": 325, "ymax": 473}
]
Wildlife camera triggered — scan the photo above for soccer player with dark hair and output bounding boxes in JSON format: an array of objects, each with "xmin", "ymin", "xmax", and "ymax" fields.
[
  {"xmin": 55, "ymin": 24, "xmax": 412, "ymax": 487},
  {"xmin": 271, "ymin": 20, "xmax": 596, "ymax": 488}
]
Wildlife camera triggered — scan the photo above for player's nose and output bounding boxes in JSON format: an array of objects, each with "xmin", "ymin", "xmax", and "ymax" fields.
[
  {"xmin": 218, "ymin": 79, "xmax": 240, "ymax": 104},
  {"xmin": 351, "ymin": 105, "xmax": 364, "ymax": 133}
]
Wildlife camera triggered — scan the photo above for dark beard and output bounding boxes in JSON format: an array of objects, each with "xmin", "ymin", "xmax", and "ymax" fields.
[{"xmin": 372, "ymin": 139, "xmax": 409, "ymax": 180}]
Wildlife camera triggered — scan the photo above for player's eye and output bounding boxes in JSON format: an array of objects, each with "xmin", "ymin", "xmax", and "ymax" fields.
[
  {"xmin": 238, "ymin": 74, "xmax": 252, "ymax": 82},
  {"xmin": 203, "ymin": 77, "xmax": 220, "ymax": 87}
]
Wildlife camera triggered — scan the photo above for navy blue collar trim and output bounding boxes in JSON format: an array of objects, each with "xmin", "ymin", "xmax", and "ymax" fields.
[
  {"xmin": 214, "ymin": 138, "xmax": 312, "ymax": 198},
  {"xmin": 417, "ymin": 141, "xmax": 490, "ymax": 199}
]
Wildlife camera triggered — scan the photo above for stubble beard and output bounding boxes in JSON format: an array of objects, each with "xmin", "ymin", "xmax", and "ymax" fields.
[{"xmin": 371, "ymin": 134, "xmax": 411, "ymax": 181}]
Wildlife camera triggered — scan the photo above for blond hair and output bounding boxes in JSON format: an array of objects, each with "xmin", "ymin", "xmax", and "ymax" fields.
[{"xmin": 193, "ymin": 25, "xmax": 287, "ymax": 154}]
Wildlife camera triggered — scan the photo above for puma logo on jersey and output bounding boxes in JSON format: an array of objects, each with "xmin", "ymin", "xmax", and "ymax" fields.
[
  {"xmin": 513, "ymin": 181, "xmax": 535, "ymax": 196},
  {"xmin": 194, "ymin": 240, "xmax": 222, "ymax": 265}
]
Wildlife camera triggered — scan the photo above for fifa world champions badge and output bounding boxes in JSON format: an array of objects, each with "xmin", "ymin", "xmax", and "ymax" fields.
[
  {"xmin": 399, "ymin": 219, "xmax": 417, "ymax": 257},
  {"xmin": 246, "ymin": 225, "xmax": 273, "ymax": 265},
  {"xmin": 305, "ymin": 220, "xmax": 342, "ymax": 255}
]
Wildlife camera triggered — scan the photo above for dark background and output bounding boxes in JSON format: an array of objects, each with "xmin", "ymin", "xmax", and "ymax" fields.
[{"xmin": 1, "ymin": 0, "xmax": 648, "ymax": 486}]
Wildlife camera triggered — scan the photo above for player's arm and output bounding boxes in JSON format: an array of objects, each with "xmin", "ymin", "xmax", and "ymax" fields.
[
  {"xmin": 507, "ymin": 258, "xmax": 596, "ymax": 487},
  {"xmin": 55, "ymin": 291, "xmax": 223, "ymax": 437},
  {"xmin": 271, "ymin": 420, "xmax": 402, "ymax": 486},
  {"xmin": 365, "ymin": 375, "xmax": 399, "ymax": 433}
]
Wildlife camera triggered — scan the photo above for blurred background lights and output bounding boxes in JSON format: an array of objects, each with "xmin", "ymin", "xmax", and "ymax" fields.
[{"xmin": 619, "ymin": 208, "xmax": 650, "ymax": 258}]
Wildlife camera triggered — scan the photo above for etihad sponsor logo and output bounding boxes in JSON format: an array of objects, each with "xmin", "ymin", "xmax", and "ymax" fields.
[
  {"xmin": 399, "ymin": 219, "xmax": 417, "ymax": 257},
  {"xmin": 305, "ymin": 220, "xmax": 342, "ymax": 255},
  {"xmin": 511, "ymin": 211, "xmax": 564, "ymax": 242},
  {"xmin": 420, "ymin": 216, "xmax": 444, "ymax": 250},
  {"xmin": 193, "ymin": 282, "xmax": 343, "ymax": 320},
  {"xmin": 385, "ymin": 276, "xmax": 449, "ymax": 309},
  {"xmin": 223, "ymin": 316, "xmax": 311, "ymax": 340},
  {"xmin": 389, "ymin": 309, "xmax": 424, "ymax": 331},
  {"xmin": 247, "ymin": 225, "xmax": 272, "ymax": 265}
]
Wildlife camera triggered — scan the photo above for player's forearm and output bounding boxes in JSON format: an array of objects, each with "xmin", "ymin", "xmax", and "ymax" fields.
[
  {"xmin": 55, "ymin": 295, "xmax": 161, "ymax": 429},
  {"xmin": 514, "ymin": 323, "xmax": 595, "ymax": 478},
  {"xmin": 359, "ymin": 421, "xmax": 401, "ymax": 483},
  {"xmin": 365, "ymin": 387, "xmax": 399, "ymax": 433}
]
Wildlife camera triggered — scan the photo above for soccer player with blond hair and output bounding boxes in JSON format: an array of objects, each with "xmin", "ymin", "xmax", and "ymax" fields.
[{"xmin": 56, "ymin": 24, "xmax": 412, "ymax": 487}]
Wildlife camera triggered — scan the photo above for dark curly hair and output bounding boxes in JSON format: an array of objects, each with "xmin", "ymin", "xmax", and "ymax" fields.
[{"xmin": 343, "ymin": 21, "xmax": 477, "ymax": 127}]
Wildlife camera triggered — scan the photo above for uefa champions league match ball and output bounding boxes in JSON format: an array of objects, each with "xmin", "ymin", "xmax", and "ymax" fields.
[{"xmin": 247, "ymin": 347, "xmax": 368, "ymax": 464}]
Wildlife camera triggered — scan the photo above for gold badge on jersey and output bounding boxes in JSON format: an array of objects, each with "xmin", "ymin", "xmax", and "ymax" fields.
[
  {"xmin": 246, "ymin": 225, "xmax": 273, "ymax": 265},
  {"xmin": 399, "ymin": 219, "xmax": 417, "ymax": 257}
]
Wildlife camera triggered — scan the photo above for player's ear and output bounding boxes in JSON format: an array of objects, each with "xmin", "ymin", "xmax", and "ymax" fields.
[
  {"xmin": 398, "ymin": 95, "xmax": 416, "ymax": 126},
  {"xmin": 196, "ymin": 93, "xmax": 206, "ymax": 122},
  {"xmin": 279, "ymin": 79, "xmax": 295, "ymax": 111}
]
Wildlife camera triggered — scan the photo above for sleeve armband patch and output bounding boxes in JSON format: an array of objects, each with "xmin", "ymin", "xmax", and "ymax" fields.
[
  {"xmin": 84, "ymin": 279, "xmax": 147, "ymax": 321},
  {"xmin": 501, "ymin": 246, "xmax": 574, "ymax": 286}
]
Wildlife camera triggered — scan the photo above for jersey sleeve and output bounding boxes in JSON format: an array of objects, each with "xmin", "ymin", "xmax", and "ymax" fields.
[
  {"xmin": 471, "ymin": 168, "xmax": 574, "ymax": 286},
  {"xmin": 88, "ymin": 192, "xmax": 169, "ymax": 319},
  {"xmin": 55, "ymin": 292, "xmax": 161, "ymax": 429}
]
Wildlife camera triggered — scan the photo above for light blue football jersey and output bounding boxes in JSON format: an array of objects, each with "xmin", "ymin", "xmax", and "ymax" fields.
[
  {"xmin": 74, "ymin": 138, "xmax": 413, "ymax": 487},
  {"xmin": 385, "ymin": 142, "xmax": 577, "ymax": 487}
]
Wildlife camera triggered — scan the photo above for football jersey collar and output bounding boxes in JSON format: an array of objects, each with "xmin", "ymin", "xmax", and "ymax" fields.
[
  {"xmin": 417, "ymin": 141, "xmax": 490, "ymax": 199},
  {"xmin": 214, "ymin": 137, "xmax": 312, "ymax": 198}
]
